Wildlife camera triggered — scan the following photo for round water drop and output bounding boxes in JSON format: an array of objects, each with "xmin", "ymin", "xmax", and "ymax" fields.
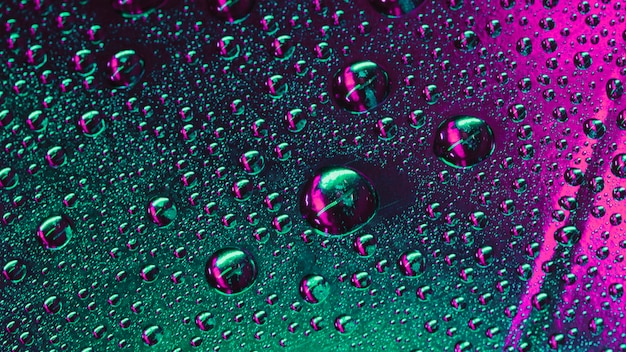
[
  {"xmin": 554, "ymin": 225, "xmax": 581, "ymax": 246},
  {"xmin": 46, "ymin": 146, "xmax": 67, "ymax": 168},
  {"xmin": 239, "ymin": 150, "xmax": 265, "ymax": 175},
  {"xmin": 574, "ymin": 51, "xmax": 592, "ymax": 69},
  {"xmin": 611, "ymin": 154, "xmax": 626, "ymax": 178},
  {"xmin": 334, "ymin": 315, "xmax": 357, "ymax": 334},
  {"xmin": 26, "ymin": 110, "xmax": 48, "ymax": 131},
  {"xmin": 454, "ymin": 31, "xmax": 480, "ymax": 51},
  {"xmin": 43, "ymin": 296, "xmax": 62, "ymax": 314},
  {"xmin": 617, "ymin": 109, "xmax": 626, "ymax": 130},
  {"xmin": 397, "ymin": 250, "xmax": 426, "ymax": 277},
  {"xmin": 37, "ymin": 215, "xmax": 73, "ymax": 250},
  {"xmin": 147, "ymin": 197, "xmax": 177, "ymax": 226},
  {"xmin": 299, "ymin": 274, "xmax": 330, "ymax": 304},
  {"xmin": 78, "ymin": 111, "xmax": 106, "ymax": 137},
  {"xmin": 107, "ymin": 50, "xmax": 145, "ymax": 89},
  {"xmin": 332, "ymin": 60, "xmax": 390, "ymax": 113},
  {"xmin": 112, "ymin": 0, "xmax": 166, "ymax": 17},
  {"xmin": 140, "ymin": 264, "xmax": 159, "ymax": 282},
  {"xmin": 205, "ymin": 247, "xmax": 258, "ymax": 295},
  {"xmin": 583, "ymin": 118, "xmax": 605, "ymax": 139},
  {"xmin": 141, "ymin": 325, "xmax": 163, "ymax": 346},
  {"xmin": 607, "ymin": 78, "xmax": 624, "ymax": 100},
  {"xmin": 353, "ymin": 233, "xmax": 377, "ymax": 257},
  {"xmin": 0, "ymin": 167, "xmax": 18, "ymax": 189},
  {"xmin": 2, "ymin": 259, "xmax": 27, "ymax": 283},
  {"xmin": 206, "ymin": 0, "xmax": 255, "ymax": 22},
  {"xmin": 368, "ymin": 0, "xmax": 423, "ymax": 17},
  {"xmin": 300, "ymin": 166, "xmax": 378, "ymax": 236},
  {"xmin": 433, "ymin": 115, "xmax": 495, "ymax": 168},
  {"xmin": 195, "ymin": 312, "xmax": 216, "ymax": 331}
]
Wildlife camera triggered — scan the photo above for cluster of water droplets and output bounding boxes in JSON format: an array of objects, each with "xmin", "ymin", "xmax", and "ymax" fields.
[{"xmin": 2, "ymin": 0, "xmax": 626, "ymax": 351}]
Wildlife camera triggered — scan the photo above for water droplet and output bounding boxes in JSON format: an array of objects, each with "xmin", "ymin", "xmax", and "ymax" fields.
[
  {"xmin": 454, "ymin": 30, "xmax": 480, "ymax": 51},
  {"xmin": 582, "ymin": 118, "xmax": 605, "ymax": 139},
  {"xmin": 353, "ymin": 233, "xmax": 377, "ymax": 257},
  {"xmin": 43, "ymin": 295, "xmax": 62, "ymax": 314},
  {"xmin": 36, "ymin": 215, "xmax": 74, "ymax": 250},
  {"xmin": 45, "ymin": 146, "xmax": 68, "ymax": 168},
  {"xmin": 0, "ymin": 167, "xmax": 18, "ymax": 189},
  {"xmin": 300, "ymin": 166, "xmax": 378, "ymax": 236},
  {"xmin": 397, "ymin": 250, "xmax": 426, "ymax": 277},
  {"xmin": 331, "ymin": 60, "xmax": 390, "ymax": 113},
  {"xmin": 299, "ymin": 274, "xmax": 330, "ymax": 303},
  {"xmin": 147, "ymin": 197, "xmax": 177, "ymax": 227},
  {"xmin": 205, "ymin": 247, "xmax": 258, "ymax": 295},
  {"xmin": 2, "ymin": 259, "xmax": 27, "ymax": 283},
  {"xmin": 607, "ymin": 78, "xmax": 624, "ymax": 100},
  {"xmin": 207, "ymin": 0, "xmax": 256, "ymax": 22},
  {"xmin": 195, "ymin": 312, "xmax": 216, "ymax": 331},
  {"xmin": 140, "ymin": 264, "xmax": 160, "ymax": 282},
  {"xmin": 334, "ymin": 315, "xmax": 357, "ymax": 334},
  {"xmin": 433, "ymin": 115, "xmax": 495, "ymax": 168},
  {"xmin": 574, "ymin": 51, "xmax": 592, "ymax": 69},
  {"xmin": 368, "ymin": 0, "xmax": 424, "ymax": 17},
  {"xmin": 78, "ymin": 111, "xmax": 106, "ymax": 137},
  {"xmin": 554, "ymin": 225, "xmax": 581, "ymax": 246},
  {"xmin": 611, "ymin": 153, "xmax": 626, "ymax": 178},
  {"xmin": 112, "ymin": 0, "xmax": 166, "ymax": 17},
  {"xmin": 107, "ymin": 50, "xmax": 145, "ymax": 89},
  {"xmin": 141, "ymin": 325, "xmax": 164, "ymax": 346}
]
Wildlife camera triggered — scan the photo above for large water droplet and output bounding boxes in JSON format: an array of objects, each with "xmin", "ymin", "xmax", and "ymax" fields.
[
  {"xmin": 78, "ymin": 111, "xmax": 106, "ymax": 137},
  {"xmin": 299, "ymin": 274, "xmax": 330, "ymax": 303},
  {"xmin": 147, "ymin": 197, "xmax": 177, "ymax": 227},
  {"xmin": 611, "ymin": 154, "xmax": 626, "ymax": 178},
  {"xmin": 433, "ymin": 115, "xmax": 495, "ymax": 168},
  {"xmin": 107, "ymin": 50, "xmax": 145, "ymax": 89},
  {"xmin": 206, "ymin": 0, "xmax": 256, "ymax": 22},
  {"xmin": 300, "ymin": 166, "xmax": 378, "ymax": 236},
  {"xmin": 397, "ymin": 249, "xmax": 426, "ymax": 277},
  {"xmin": 0, "ymin": 167, "xmax": 19, "ymax": 189},
  {"xmin": 112, "ymin": 0, "xmax": 166, "ymax": 17},
  {"xmin": 2, "ymin": 259, "xmax": 27, "ymax": 283},
  {"xmin": 205, "ymin": 247, "xmax": 258, "ymax": 295},
  {"xmin": 141, "ymin": 325, "xmax": 164, "ymax": 346},
  {"xmin": 368, "ymin": 0, "xmax": 424, "ymax": 17},
  {"xmin": 331, "ymin": 60, "xmax": 390, "ymax": 113},
  {"xmin": 554, "ymin": 225, "xmax": 581, "ymax": 246},
  {"xmin": 36, "ymin": 215, "xmax": 73, "ymax": 250}
]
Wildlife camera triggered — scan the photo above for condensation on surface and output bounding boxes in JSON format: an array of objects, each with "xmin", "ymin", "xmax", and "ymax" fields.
[{"xmin": 1, "ymin": 0, "xmax": 626, "ymax": 351}]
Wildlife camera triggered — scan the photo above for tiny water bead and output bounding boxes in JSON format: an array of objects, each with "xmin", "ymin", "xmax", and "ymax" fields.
[
  {"xmin": 36, "ymin": 215, "xmax": 74, "ymax": 250},
  {"xmin": 300, "ymin": 166, "xmax": 378, "ymax": 236},
  {"xmin": 368, "ymin": 0, "xmax": 424, "ymax": 17},
  {"xmin": 107, "ymin": 50, "xmax": 145, "ymax": 89},
  {"xmin": 205, "ymin": 247, "xmax": 258, "ymax": 295},
  {"xmin": 331, "ymin": 60, "xmax": 390, "ymax": 113},
  {"xmin": 299, "ymin": 274, "xmax": 330, "ymax": 304},
  {"xmin": 147, "ymin": 196, "xmax": 177, "ymax": 226},
  {"xmin": 433, "ymin": 115, "xmax": 495, "ymax": 168}
]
